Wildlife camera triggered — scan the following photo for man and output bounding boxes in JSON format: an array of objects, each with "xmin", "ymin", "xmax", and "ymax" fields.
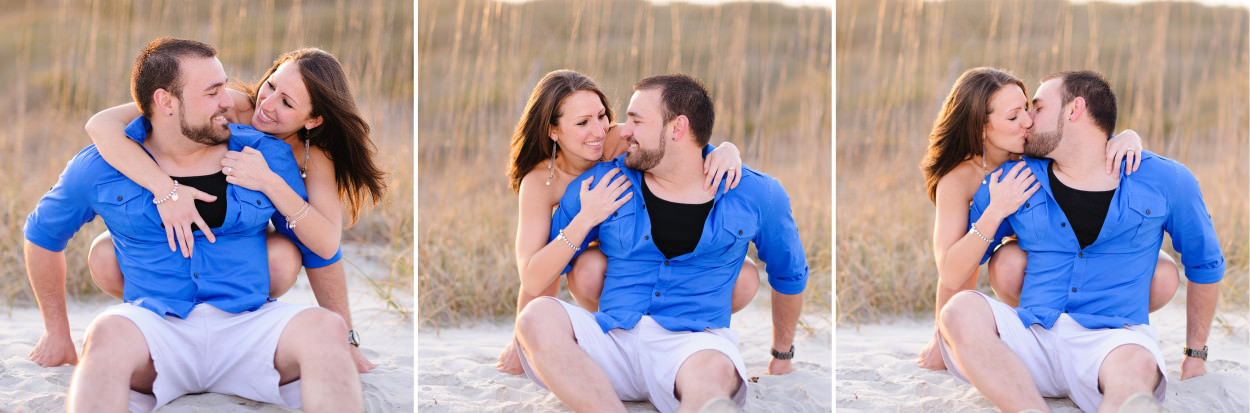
[
  {"xmin": 514, "ymin": 74, "xmax": 808, "ymax": 413},
  {"xmin": 938, "ymin": 71, "xmax": 1223, "ymax": 412},
  {"xmin": 23, "ymin": 38, "xmax": 361, "ymax": 412}
]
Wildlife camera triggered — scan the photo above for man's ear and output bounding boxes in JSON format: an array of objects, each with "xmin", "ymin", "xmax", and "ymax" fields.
[
  {"xmin": 671, "ymin": 115, "xmax": 689, "ymax": 141},
  {"xmin": 1069, "ymin": 97, "xmax": 1086, "ymax": 122},
  {"xmin": 154, "ymin": 88, "xmax": 175, "ymax": 116}
]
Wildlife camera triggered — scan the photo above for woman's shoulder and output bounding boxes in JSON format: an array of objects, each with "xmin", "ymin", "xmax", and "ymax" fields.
[{"xmin": 935, "ymin": 159, "xmax": 981, "ymax": 199}]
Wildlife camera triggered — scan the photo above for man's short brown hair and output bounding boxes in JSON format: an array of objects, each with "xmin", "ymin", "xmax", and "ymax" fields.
[
  {"xmin": 130, "ymin": 38, "xmax": 217, "ymax": 117},
  {"xmin": 634, "ymin": 74, "xmax": 715, "ymax": 146},
  {"xmin": 1042, "ymin": 70, "xmax": 1117, "ymax": 138}
]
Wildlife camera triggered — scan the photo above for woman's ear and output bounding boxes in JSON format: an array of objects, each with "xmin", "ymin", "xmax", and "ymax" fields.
[{"xmin": 304, "ymin": 115, "xmax": 324, "ymax": 131}]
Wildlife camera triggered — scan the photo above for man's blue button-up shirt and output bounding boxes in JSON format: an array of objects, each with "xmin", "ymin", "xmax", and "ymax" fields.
[
  {"xmin": 24, "ymin": 117, "xmax": 309, "ymax": 318},
  {"xmin": 551, "ymin": 149, "xmax": 809, "ymax": 334},
  {"xmin": 971, "ymin": 151, "xmax": 1224, "ymax": 330}
]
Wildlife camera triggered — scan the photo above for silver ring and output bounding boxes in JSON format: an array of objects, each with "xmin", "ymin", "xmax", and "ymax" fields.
[
  {"xmin": 1126, "ymin": 148, "xmax": 1135, "ymax": 153},
  {"xmin": 223, "ymin": 166, "xmax": 233, "ymax": 175}
]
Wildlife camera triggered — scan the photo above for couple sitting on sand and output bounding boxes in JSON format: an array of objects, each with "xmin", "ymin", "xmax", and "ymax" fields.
[
  {"xmin": 495, "ymin": 70, "xmax": 810, "ymax": 413},
  {"xmin": 916, "ymin": 68, "xmax": 1224, "ymax": 412},
  {"xmin": 24, "ymin": 37, "xmax": 384, "ymax": 412}
]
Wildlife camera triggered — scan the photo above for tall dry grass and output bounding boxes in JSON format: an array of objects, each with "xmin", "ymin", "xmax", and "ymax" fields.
[
  {"xmin": 836, "ymin": 0, "xmax": 1249, "ymax": 325},
  {"xmin": 0, "ymin": 0, "xmax": 413, "ymax": 310},
  {"xmin": 418, "ymin": 0, "xmax": 832, "ymax": 329}
]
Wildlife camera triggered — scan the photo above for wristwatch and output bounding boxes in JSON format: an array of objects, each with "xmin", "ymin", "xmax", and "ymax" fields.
[
  {"xmin": 770, "ymin": 345, "xmax": 795, "ymax": 360},
  {"xmin": 1184, "ymin": 345, "xmax": 1207, "ymax": 360},
  {"xmin": 348, "ymin": 329, "xmax": 360, "ymax": 348}
]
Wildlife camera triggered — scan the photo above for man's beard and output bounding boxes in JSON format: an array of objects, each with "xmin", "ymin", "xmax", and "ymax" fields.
[
  {"xmin": 624, "ymin": 130, "xmax": 667, "ymax": 171},
  {"xmin": 180, "ymin": 102, "xmax": 231, "ymax": 146},
  {"xmin": 1023, "ymin": 116, "xmax": 1063, "ymax": 158}
]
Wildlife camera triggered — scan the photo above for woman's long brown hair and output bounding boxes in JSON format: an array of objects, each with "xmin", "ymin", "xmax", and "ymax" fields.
[
  {"xmin": 256, "ymin": 48, "xmax": 386, "ymax": 225},
  {"xmin": 920, "ymin": 67, "xmax": 1025, "ymax": 204},
  {"xmin": 507, "ymin": 70, "xmax": 614, "ymax": 193}
]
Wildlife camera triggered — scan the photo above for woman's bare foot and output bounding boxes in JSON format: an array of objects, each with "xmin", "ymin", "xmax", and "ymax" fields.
[{"xmin": 496, "ymin": 339, "xmax": 524, "ymax": 374}]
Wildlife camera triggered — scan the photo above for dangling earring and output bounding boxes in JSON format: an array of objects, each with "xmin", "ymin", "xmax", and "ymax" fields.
[{"xmin": 546, "ymin": 141, "xmax": 558, "ymax": 186}]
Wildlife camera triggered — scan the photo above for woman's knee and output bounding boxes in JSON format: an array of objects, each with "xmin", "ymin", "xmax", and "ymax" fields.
[
  {"xmin": 87, "ymin": 232, "xmax": 124, "ymax": 299},
  {"xmin": 1149, "ymin": 251, "xmax": 1180, "ymax": 311},
  {"xmin": 731, "ymin": 258, "xmax": 760, "ymax": 312},
  {"xmin": 988, "ymin": 241, "xmax": 1026, "ymax": 303},
  {"xmin": 567, "ymin": 248, "xmax": 606, "ymax": 303},
  {"xmin": 267, "ymin": 233, "xmax": 303, "ymax": 297}
]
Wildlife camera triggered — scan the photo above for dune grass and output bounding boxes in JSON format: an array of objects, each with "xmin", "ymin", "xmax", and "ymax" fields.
[
  {"xmin": 836, "ymin": 0, "xmax": 1249, "ymax": 325},
  {"xmin": 417, "ymin": 0, "xmax": 832, "ymax": 328},
  {"xmin": 0, "ymin": 0, "xmax": 413, "ymax": 311}
]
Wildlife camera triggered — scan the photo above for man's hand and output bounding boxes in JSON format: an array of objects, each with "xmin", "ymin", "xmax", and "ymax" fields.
[
  {"xmin": 1181, "ymin": 357, "xmax": 1207, "ymax": 380},
  {"xmin": 29, "ymin": 331, "xmax": 77, "ymax": 367},
  {"xmin": 916, "ymin": 337, "xmax": 947, "ymax": 370},
  {"xmin": 768, "ymin": 358, "xmax": 795, "ymax": 375},
  {"xmin": 350, "ymin": 345, "xmax": 376, "ymax": 373}
]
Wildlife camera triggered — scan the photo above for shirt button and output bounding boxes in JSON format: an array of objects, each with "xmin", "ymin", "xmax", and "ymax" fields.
[
  {"xmin": 1071, "ymin": 287, "xmax": 1077, "ymax": 292},
  {"xmin": 738, "ymin": 229, "xmax": 743, "ymax": 235},
  {"xmin": 1079, "ymin": 252, "xmax": 1084, "ymax": 258},
  {"xmin": 655, "ymin": 292, "xmax": 661, "ymax": 297},
  {"xmin": 613, "ymin": 212, "xmax": 617, "ymax": 217},
  {"xmin": 193, "ymin": 273, "xmax": 199, "ymax": 278},
  {"xmin": 1060, "ymin": 222, "xmax": 1066, "ymax": 227},
  {"xmin": 1025, "ymin": 202, "xmax": 1030, "ymax": 208},
  {"xmin": 1146, "ymin": 209, "xmax": 1151, "ymax": 214},
  {"xmin": 256, "ymin": 200, "xmax": 262, "ymax": 205},
  {"xmin": 644, "ymin": 235, "xmax": 649, "ymax": 240},
  {"xmin": 664, "ymin": 260, "xmax": 669, "ymax": 265},
  {"xmin": 116, "ymin": 195, "xmax": 123, "ymax": 201}
]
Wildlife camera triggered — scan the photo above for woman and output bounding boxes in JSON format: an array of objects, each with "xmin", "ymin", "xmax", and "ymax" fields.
[
  {"xmin": 84, "ymin": 48, "xmax": 384, "ymax": 372},
  {"xmin": 495, "ymin": 70, "xmax": 761, "ymax": 374},
  {"xmin": 914, "ymin": 67, "xmax": 1179, "ymax": 369}
]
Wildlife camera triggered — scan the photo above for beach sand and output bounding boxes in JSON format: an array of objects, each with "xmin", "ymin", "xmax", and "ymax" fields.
[
  {"xmin": 417, "ymin": 292, "xmax": 833, "ymax": 412},
  {"xmin": 0, "ymin": 246, "xmax": 414, "ymax": 412},
  {"xmin": 836, "ymin": 290, "xmax": 1250, "ymax": 412}
]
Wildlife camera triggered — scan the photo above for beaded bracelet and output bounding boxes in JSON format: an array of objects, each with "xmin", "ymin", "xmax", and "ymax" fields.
[
  {"xmin": 557, "ymin": 229, "xmax": 580, "ymax": 252},
  {"xmin": 152, "ymin": 180, "xmax": 180, "ymax": 205}
]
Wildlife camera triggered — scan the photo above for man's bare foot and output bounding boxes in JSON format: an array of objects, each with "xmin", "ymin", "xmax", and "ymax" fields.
[{"xmin": 495, "ymin": 339, "xmax": 523, "ymax": 374}]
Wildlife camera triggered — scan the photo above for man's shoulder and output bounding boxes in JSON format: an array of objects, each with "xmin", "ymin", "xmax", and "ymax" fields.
[
  {"xmin": 227, "ymin": 124, "xmax": 282, "ymax": 150},
  {"xmin": 67, "ymin": 144, "xmax": 123, "ymax": 179}
]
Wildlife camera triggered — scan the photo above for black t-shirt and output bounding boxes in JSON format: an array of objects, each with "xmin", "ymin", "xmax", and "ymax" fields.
[
  {"xmin": 1049, "ymin": 164, "xmax": 1115, "ymax": 249},
  {"xmin": 642, "ymin": 178, "xmax": 713, "ymax": 259},
  {"xmin": 170, "ymin": 171, "xmax": 229, "ymax": 232}
]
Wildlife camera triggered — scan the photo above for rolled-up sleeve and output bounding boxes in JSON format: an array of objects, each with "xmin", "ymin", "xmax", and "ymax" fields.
[
  {"xmin": 754, "ymin": 177, "xmax": 808, "ymax": 295},
  {"xmin": 1165, "ymin": 162, "xmax": 1224, "ymax": 284},
  {"xmin": 25, "ymin": 149, "xmax": 99, "ymax": 252}
]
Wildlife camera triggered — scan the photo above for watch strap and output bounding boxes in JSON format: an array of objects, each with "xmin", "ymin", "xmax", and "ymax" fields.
[
  {"xmin": 348, "ymin": 329, "xmax": 360, "ymax": 347},
  {"xmin": 770, "ymin": 344, "xmax": 795, "ymax": 360},
  {"xmin": 1183, "ymin": 345, "xmax": 1207, "ymax": 360}
]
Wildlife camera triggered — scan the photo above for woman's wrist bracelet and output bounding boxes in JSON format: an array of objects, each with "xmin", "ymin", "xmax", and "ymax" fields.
[
  {"xmin": 969, "ymin": 223, "xmax": 993, "ymax": 243},
  {"xmin": 153, "ymin": 180, "xmax": 180, "ymax": 205},
  {"xmin": 557, "ymin": 229, "xmax": 580, "ymax": 252},
  {"xmin": 286, "ymin": 202, "xmax": 312, "ymax": 229}
]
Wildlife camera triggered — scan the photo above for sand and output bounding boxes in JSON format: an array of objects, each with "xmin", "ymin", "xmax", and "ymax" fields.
[
  {"xmin": 836, "ymin": 290, "xmax": 1250, "ymax": 412},
  {"xmin": 0, "ymin": 245, "xmax": 414, "ymax": 413},
  {"xmin": 417, "ymin": 293, "xmax": 833, "ymax": 412}
]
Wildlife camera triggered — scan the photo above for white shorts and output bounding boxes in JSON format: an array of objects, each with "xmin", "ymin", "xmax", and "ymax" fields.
[
  {"xmin": 516, "ymin": 297, "xmax": 748, "ymax": 413},
  {"xmin": 96, "ymin": 301, "xmax": 312, "ymax": 412},
  {"xmin": 937, "ymin": 291, "xmax": 1166, "ymax": 412}
]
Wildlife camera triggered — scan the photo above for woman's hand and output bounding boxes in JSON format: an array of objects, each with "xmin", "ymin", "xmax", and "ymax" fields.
[
  {"xmin": 222, "ymin": 146, "xmax": 278, "ymax": 193},
  {"xmin": 704, "ymin": 142, "xmax": 742, "ymax": 193},
  {"xmin": 156, "ymin": 182, "xmax": 219, "ymax": 257},
  {"xmin": 577, "ymin": 168, "xmax": 633, "ymax": 226},
  {"xmin": 985, "ymin": 162, "xmax": 1040, "ymax": 220},
  {"xmin": 1106, "ymin": 129, "xmax": 1145, "ymax": 176}
]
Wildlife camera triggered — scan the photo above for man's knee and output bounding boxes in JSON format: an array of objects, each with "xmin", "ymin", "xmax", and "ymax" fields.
[
  {"xmin": 82, "ymin": 315, "xmax": 144, "ymax": 358},
  {"xmin": 290, "ymin": 307, "xmax": 348, "ymax": 343},
  {"xmin": 515, "ymin": 298, "xmax": 571, "ymax": 348},
  {"xmin": 676, "ymin": 350, "xmax": 740, "ymax": 399},
  {"xmin": 938, "ymin": 291, "xmax": 994, "ymax": 342}
]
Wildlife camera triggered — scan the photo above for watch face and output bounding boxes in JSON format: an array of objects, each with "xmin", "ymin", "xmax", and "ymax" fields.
[{"xmin": 348, "ymin": 330, "xmax": 360, "ymax": 347}]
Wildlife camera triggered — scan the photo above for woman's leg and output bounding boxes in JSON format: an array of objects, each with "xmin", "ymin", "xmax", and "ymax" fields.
[
  {"xmin": 566, "ymin": 246, "xmax": 607, "ymax": 312},
  {"xmin": 731, "ymin": 256, "xmax": 761, "ymax": 313},
  {"xmin": 988, "ymin": 241, "xmax": 1027, "ymax": 308},
  {"xmin": 86, "ymin": 231, "xmax": 124, "ymax": 300},
  {"xmin": 1149, "ymin": 250, "xmax": 1180, "ymax": 312},
  {"xmin": 267, "ymin": 230, "xmax": 303, "ymax": 298}
]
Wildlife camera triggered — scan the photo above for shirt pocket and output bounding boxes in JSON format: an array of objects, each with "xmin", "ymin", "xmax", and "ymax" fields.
[
  {"xmin": 716, "ymin": 209, "xmax": 758, "ymax": 261},
  {"xmin": 1127, "ymin": 192, "xmax": 1168, "ymax": 248},
  {"xmin": 234, "ymin": 189, "xmax": 275, "ymax": 229},
  {"xmin": 598, "ymin": 203, "xmax": 637, "ymax": 256},
  {"xmin": 1013, "ymin": 192, "xmax": 1050, "ymax": 249},
  {"xmin": 96, "ymin": 179, "xmax": 150, "ymax": 219}
]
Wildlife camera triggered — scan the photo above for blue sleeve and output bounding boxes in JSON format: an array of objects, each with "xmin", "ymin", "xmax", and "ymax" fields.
[
  {"xmin": 550, "ymin": 171, "xmax": 600, "ymax": 275},
  {"xmin": 124, "ymin": 116, "xmax": 151, "ymax": 144},
  {"xmin": 754, "ymin": 177, "xmax": 808, "ymax": 295},
  {"xmin": 1164, "ymin": 162, "xmax": 1224, "ymax": 284},
  {"xmin": 257, "ymin": 137, "xmax": 342, "ymax": 266},
  {"xmin": 24, "ymin": 149, "xmax": 99, "ymax": 252},
  {"xmin": 968, "ymin": 166, "xmax": 1015, "ymax": 265}
]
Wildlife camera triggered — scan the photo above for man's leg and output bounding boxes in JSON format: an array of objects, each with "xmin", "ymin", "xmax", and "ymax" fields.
[
  {"xmin": 67, "ymin": 315, "xmax": 156, "ymax": 413},
  {"xmin": 1096, "ymin": 344, "xmax": 1162, "ymax": 413},
  {"xmin": 673, "ymin": 350, "xmax": 741, "ymax": 413},
  {"xmin": 939, "ymin": 291, "xmax": 1049, "ymax": 412},
  {"xmin": 515, "ymin": 298, "xmax": 626, "ymax": 413},
  {"xmin": 274, "ymin": 308, "xmax": 361, "ymax": 412}
]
